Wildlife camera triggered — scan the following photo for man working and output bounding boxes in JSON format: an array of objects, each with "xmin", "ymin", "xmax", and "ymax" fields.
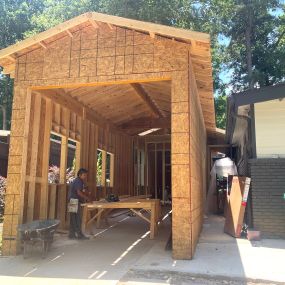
[{"xmin": 68, "ymin": 168, "xmax": 91, "ymax": 239}]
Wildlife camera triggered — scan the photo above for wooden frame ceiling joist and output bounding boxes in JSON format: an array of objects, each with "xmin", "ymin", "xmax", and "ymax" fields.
[
  {"xmin": 37, "ymin": 89, "xmax": 122, "ymax": 134},
  {"xmin": 131, "ymin": 83, "xmax": 165, "ymax": 118}
]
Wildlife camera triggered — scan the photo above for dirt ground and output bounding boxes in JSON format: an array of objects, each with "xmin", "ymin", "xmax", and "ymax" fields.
[{"xmin": 120, "ymin": 270, "xmax": 282, "ymax": 285}]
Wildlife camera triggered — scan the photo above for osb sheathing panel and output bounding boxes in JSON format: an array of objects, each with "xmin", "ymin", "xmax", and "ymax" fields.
[
  {"xmin": 3, "ymin": 25, "xmax": 207, "ymax": 259},
  {"xmin": 189, "ymin": 57, "xmax": 207, "ymax": 256},
  {"xmin": 2, "ymin": 87, "xmax": 30, "ymax": 256},
  {"xmin": 15, "ymin": 26, "xmax": 189, "ymax": 84},
  {"xmin": 171, "ymin": 69, "xmax": 193, "ymax": 259}
]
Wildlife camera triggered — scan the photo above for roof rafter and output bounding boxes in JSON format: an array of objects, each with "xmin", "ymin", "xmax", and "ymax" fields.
[
  {"xmin": 131, "ymin": 83, "xmax": 165, "ymax": 118},
  {"xmin": 37, "ymin": 89, "xmax": 124, "ymax": 134}
]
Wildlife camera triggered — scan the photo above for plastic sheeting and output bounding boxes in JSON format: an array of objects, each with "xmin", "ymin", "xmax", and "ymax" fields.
[{"xmin": 206, "ymin": 157, "xmax": 238, "ymax": 214}]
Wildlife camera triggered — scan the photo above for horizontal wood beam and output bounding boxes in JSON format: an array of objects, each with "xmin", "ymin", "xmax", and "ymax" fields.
[
  {"xmin": 120, "ymin": 117, "xmax": 170, "ymax": 129},
  {"xmin": 89, "ymin": 12, "xmax": 210, "ymax": 42},
  {"xmin": 131, "ymin": 83, "xmax": 165, "ymax": 118}
]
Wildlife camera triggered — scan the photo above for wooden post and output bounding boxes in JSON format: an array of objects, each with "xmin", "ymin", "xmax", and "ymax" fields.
[
  {"xmin": 144, "ymin": 141, "xmax": 148, "ymax": 196},
  {"xmin": 59, "ymin": 136, "xmax": 68, "ymax": 229},
  {"xmin": 150, "ymin": 201, "xmax": 156, "ymax": 239},
  {"xmin": 162, "ymin": 143, "xmax": 165, "ymax": 203},
  {"xmin": 154, "ymin": 143, "xmax": 157, "ymax": 199},
  {"xmin": 75, "ymin": 141, "xmax": 81, "ymax": 175},
  {"xmin": 27, "ymin": 94, "xmax": 42, "ymax": 222},
  {"xmin": 39, "ymin": 98, "xmax": 52, "ymax": 219},
  {"xmin": 137, "ymin": 149, "xmax": 140, "ymax": 195},
  {"xmin": 58, "ymin": 108, "xmax": 70, "ymax": 229},
  {"xmin": 48, "ymin": 184, "xmax": 57, "ymax": 219},
  {"xmin": 110, "ymin": 153, "xmax": 114, "ymax": 187},
  {"xmin": 101, "ymin": 150, "xmax": 107, "ymax": 197},
  {"xmin": 93, "ymin": 126, "xmax": 98, "ymax": 199}
]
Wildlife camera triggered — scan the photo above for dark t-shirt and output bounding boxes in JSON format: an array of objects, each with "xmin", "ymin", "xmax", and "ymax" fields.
[{"xmin": 68, "ymin": 177, "xmax": 84, "ymax": 201}]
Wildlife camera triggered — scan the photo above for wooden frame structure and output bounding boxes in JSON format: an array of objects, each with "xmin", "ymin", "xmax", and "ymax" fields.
[{"xmin": 0, "ymin": 12, "xmax": 216, "ymax": 259}]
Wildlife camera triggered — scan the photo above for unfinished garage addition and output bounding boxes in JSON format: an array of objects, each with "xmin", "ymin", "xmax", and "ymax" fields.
[{"xmin": 0, "ymin": 12, "xmax": 215, "ymax": 259}]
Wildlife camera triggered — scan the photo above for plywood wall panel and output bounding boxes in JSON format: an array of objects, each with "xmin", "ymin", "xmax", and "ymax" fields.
[{"xmin": 188, "ymin": 56, "xmax": 207, "ymax": 256}]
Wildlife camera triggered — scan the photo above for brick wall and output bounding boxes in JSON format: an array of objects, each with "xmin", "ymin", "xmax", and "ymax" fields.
[{"xmin": 249, "ymin": 159, "xmax": 285, "ymax": 239}]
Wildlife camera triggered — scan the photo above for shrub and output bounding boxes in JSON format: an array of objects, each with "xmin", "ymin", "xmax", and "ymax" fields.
[
  {"xmin": 0, "ymin": 176, "xmax": 6, "ymax": 219},
  {"xmin": 48, "ymin": 165, "xmax": 75, "ymax": 184},
  {"xmin": 48, "ymin": 165, "xmax": 60, "ymax": 184}
]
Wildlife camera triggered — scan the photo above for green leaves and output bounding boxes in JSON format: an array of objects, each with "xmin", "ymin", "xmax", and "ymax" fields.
[
  {"xmin": 0, "ymin": 0, "xmax": 284, "ymax": 131},
  {"xmin": 214, "ymin": 94, "xmax": 227, "ymax": 129}
]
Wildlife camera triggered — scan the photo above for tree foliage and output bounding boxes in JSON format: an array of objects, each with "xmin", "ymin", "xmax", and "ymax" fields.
[{"xmin": 0, "ymin": 0, "xmax": 285, "ymax": 130}]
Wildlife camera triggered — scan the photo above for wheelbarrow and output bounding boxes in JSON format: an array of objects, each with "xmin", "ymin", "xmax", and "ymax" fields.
[{"xmin": 18, "ymin": 219, "xmax": 60, "ymax": 258}]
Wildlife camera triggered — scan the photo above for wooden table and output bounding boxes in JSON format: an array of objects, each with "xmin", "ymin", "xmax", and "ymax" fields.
[{"xmin": 81, "ymin": 198, "xmax": 161, "ymax": 239}]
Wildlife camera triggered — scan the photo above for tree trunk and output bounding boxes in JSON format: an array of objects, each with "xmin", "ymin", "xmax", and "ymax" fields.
[{"xmin": 245, "ymin": 2, "xmax": 254, "ymax": 89}]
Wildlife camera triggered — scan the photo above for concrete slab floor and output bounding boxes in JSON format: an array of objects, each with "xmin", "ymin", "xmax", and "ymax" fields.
[
  {"xmin": 0, "ymin": 210, "xmax": 171, "ymax": 284},
  {"xmin": 131, "ymin": 215, "xmax": 285, "ymax": 284},
  {"xmin": 0, "ymin": 213, "xmax": 284, "ymax": 284}
]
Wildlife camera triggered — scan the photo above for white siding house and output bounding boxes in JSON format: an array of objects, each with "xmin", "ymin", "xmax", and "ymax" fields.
[{"xmin": 255, "ymin": 99, "xmax": 285, "ymax": 158}]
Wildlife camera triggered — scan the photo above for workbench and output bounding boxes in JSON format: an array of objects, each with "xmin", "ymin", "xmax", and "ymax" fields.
[{"xmin": 81, "ymin": 197, "xmax": 161, "ymax": 239}]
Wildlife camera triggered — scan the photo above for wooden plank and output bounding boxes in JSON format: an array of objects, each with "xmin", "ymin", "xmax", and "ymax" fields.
[
  {"xmin": 144, "ymin": 141, "xmax": 148, "ymax": 196},
  {"xmin": 58, "ymin": 109, "xmax": 70, "ymax": 229},
  {"xmin": 93, "ymin": 126, "xmax": 98, "ymax": 199},
  {"xmin": 131, "ymin": 83, "xmax": 165, "ymax": 118},
  {"xmin": 75, "ymin": 141, "xmax": 81, "ymax": 175},
  {"xmin": 87, "ymin": 123, "xmax": 96, "ymax": 198},
  {"xmin": 88, "ymin": 12, "xmax": 209, "ymax": 42},
  {"xmin": 101, "ymin": 150, "xmax": 107, "ymax": 197},
  {"xmin": 120, "ymin": 117, "xmax": 170, "ymax": 129},
  {"xmin": 48, "ymin": 184, "xmax": 57, "ymax": 219},
  {"xmin": 130, "ymin": 209, "xmax": 151, "ymax": 223},
  {"xmin": 59, "ymin": 136, "xmax": 68, "ymax": 170},
  {"xmin": 66, "ymin": 29, "xmax": 73, "ymax": 38},
  {"xmin": 110, "ymin": 153, "xmax": 114, "ymax": 188},
  {"xmin": 162, "ymin": 143, "xmax": 165, "ymax": 203},
  {"xmin": 25, "ymin": 176, "xmax": 44, "ymax": 183},
  {"xmin": 150, "ymin": 201, "xmax": 156, "ymax": 239},
  {"xmin": 32, "ymin": 78, "xmax": 171, "ymax": 91},
  {"xmin": 89, "ymin": 19, "xmax": 99, "ymax": 29},
  {"xmin": 18, "ymin": 89, "xmax": 33, "ymax": 225},
  {"xmin": 39, "ymin": 98, "xmax": 52, "ymax": 219},
  {"xmin": 39, "ymin": 89, "xmax": 123, "ymax": 135},
  {"xmin": 81, "ymin": 204, "xmax": 88, "ymax": 233},
  {"xmin": 39, "ymin": 41, "xmax": 48, "ymax": 49},
  {"xmin": 154, "ymin": 143, "xmax": 157, "ymax": 199},
  {"xmin": 59, "ymin": 137, "xmax": 68, "ymax": 183},
  {"xmin": 27, "ymin": 94, "xmax": 42, "ymax": 221}
]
